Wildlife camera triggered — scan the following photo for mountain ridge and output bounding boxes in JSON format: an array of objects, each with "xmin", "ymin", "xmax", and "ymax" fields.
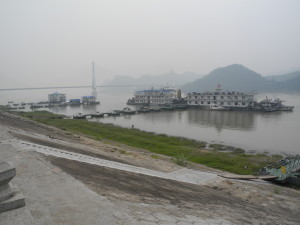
[
  {"xmin": 101, "ymin": 64, "xmax": 300, "ymax": 92},
  {"xmin": 180, "ymin": 64, "xmax": 300, "ymax": 92}
]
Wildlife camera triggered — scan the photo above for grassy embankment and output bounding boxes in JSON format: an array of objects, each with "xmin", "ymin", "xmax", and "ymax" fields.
[{"xmin": 15, "ymin": 111, "xmax": 282, "ymax": 175}]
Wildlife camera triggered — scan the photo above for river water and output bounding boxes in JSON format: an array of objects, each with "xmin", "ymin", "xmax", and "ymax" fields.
[{"xmin": 1, "ymin": 88, "xmax": 299, "ymax": 154}]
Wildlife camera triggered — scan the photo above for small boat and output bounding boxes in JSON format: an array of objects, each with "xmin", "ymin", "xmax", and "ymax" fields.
[
  {"xmin": 258, "ymin": 97, "xmax": 294, "ymax": 112},
  {"xmin": 30, "ymin": 104, "xmax": 43, "ymax": 109},
  {"xmin": 138, "ymin": 107, "xmax": 150, "ymax": 113},
  {"xmin": 91, "ymin": 112, "xmax": 105, "ymax": 118},
  {"xmin": 73, "ymin": 113, "xmax": 86, "ymax": 119},
  {"xmin": 58, "ymin": 102, "xmax": 68, "ymax": 107},
  {"xmin": 8, "ymin": 107, "xmax": 18, "ymax": 110},
  {"xmin": 160, "ymin": 104, "xmax": 175, "ymax": 110},
  {"xmin": 149, "ymin": 108, "xmax": 161, "ymax": 112},
  {"xmin": 175, "ymin": 105, "xmax": 187, "ymax": 110},
  {"xmin": 109, "ymin": 110, "xmax": 122, "ymax": 116},
  {"xmin": 160, "ymin": 106, "xmax": 175, "ymax": 111},
  {"xmin": 259, "ymin": 155, "xmax": 300, "ymax": 186},
  {"xmin": 209, "ymin": 104, "xmax": 225, "ymax": 111},
  {"xmin": 123, "ymin": 107, "xmax": 136, "ymax": 114},
  {"xmin": 279, "ymin": 106, "xmax": 294, "ymax": 111}
]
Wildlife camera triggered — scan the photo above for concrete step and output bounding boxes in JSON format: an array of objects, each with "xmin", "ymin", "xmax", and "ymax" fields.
[
  {"xmin": 0, "ymin": 183, "xmax": 14, "ymax": 202},
  {"xmin": 0, "ymin": 161, "xmax": 16, "ymax": 186},
  {"xmin": 0, "ymin": 188, "xmax": 25, "ymax": 213}
]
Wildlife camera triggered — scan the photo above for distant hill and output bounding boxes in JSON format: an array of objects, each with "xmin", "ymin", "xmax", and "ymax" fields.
[
  {"xmin": 265, "ymin": 71, "xmax": 300, "ymax": 82},
  {"xmin": 100, "ymin": 65, "xmax": 300, "ymax": 94},
  {"xmin": 180, "ymin": 64, "xmax": 300, "ymax": 92},
  {"xmin": 101, "ymin": 72, "xmax": 201, "ymax": 93}
]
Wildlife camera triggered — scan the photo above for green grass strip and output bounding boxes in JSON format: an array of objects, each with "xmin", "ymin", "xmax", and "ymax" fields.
[{"xmin": 15, "ymin": 111, "xmax": 282, "ymax": 175}]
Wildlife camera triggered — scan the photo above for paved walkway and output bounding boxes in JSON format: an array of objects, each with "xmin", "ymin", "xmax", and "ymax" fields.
[{"xmin": 4, "ymin": 138, "xmax": 218, "ymax": 186}]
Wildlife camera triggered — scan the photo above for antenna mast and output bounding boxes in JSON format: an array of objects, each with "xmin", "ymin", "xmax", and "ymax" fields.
[{"xmin": 171, "ymin": 69, "xmax": 174, "ymax": 87}]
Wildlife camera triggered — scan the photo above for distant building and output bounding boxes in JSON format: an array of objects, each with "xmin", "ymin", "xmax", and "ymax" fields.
[
  {"xmin": 48, "ymin": 92, "xmax": 66, "ymax": 103},
  {"xmin": 187, "ymin": 85, "xmax": 255, "ymax": 109},
  {"xmin": 82, "ymin": 96, "xmax": 99, "ymax": 104}
]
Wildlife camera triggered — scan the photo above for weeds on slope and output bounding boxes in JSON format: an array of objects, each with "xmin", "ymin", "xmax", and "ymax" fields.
[{"xmin": 15, "ymin": 111, "xmax": 282, "ymax": 175}]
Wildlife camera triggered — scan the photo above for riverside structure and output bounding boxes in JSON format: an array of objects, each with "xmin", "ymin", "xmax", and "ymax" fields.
[
  {"xmin": 187, "ymin": 85, "xmax": 255, "ymax": 110},
  {"xmin": 127, "ymin": 87, "xmax": 179, "ymax": 105},
  {"xmin": 48, "ymin": 92, "xmax": 66, "ymax": 104}
]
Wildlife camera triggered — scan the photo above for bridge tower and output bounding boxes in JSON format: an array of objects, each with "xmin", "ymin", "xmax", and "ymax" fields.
[{"xmin": 91, "ymin": 61, "xmax": 97, "ymax": 97}]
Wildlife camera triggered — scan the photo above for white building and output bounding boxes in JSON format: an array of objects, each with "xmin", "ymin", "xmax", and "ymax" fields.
[
  {"xmin": 48, "ymin": 92, "xmax": 66, "ymax": 103},
  {"xmin": 187, "ymin": 86, "xmax": 255, "ymax": 109},
  {"xmin": 133, "ymin": 87, "xmax": 178, "ymax": 105}
]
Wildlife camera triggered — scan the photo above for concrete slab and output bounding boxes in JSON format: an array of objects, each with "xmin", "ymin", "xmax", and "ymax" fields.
[
  {"xmin": 0, "ymin": 140, "xmax": 121, "ymax": 225},
  {"xmin": 0, "ymin": 189, "xmax": 25, "ymax": 213},
  {"xmin": 0, "ymin": 161, "xmax": 16, "ymax": 185},
  {"xmin": 5, "ymin": 138, "xmax": 219, "ymax": 186}
]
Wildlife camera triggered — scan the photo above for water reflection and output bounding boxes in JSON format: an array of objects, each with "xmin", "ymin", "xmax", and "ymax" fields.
[
  {"xmin": 189, "ymin": 109, "xmax": 255, "ymax": 131},
  {"xmin": 137, "ymin": 111, "xmax": 178, "ymax": 124},
  {"xmin": 82, "ymin": 104, "xmax": 97, "ymax": 111},
  {"xmin": 106, "ymin": 108, "xmax": 289, "ymax": 133},
  {"xmin": 1, "ymin": 88, "xmax": 299, "ymax": 154}
]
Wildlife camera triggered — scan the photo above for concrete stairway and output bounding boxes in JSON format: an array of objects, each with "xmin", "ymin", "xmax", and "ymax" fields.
[{"xmin": 0, "ymin": 161, "xmax": 25, "ymax": 213}]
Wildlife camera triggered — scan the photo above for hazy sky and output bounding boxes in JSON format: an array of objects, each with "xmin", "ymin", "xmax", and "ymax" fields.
[{"xmin": 1, "ymin": 0, "xmax": 300, "ymax": 88}]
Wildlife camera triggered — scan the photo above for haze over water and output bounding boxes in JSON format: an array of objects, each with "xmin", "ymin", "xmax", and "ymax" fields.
[{"xmin": 1, "ymin": 88, "xmax": 299, "ymax": 155}]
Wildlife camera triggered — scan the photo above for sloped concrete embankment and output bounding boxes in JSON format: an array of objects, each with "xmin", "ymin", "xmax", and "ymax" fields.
[{"xmin": 0, "ymin": 161, "xmax": 25, "ymax": 213}]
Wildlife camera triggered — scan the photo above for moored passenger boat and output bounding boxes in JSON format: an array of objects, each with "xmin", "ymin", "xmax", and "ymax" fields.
[
  {"xmin": 187, "ymin": 85, "xmax": 255, "ymax": 110},
  {"xmin": 127, "ymin": 86, "xmax": 179, "ymax": 106}
]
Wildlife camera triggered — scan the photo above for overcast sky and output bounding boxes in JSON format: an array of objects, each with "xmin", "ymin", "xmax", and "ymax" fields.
[{"xmin": 1, "ymin": 0, "xmax": 300, "ymax": 88}]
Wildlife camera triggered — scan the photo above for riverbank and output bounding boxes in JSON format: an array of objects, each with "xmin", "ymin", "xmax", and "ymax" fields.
[
  {"xmin": 1, "ymin": 109, "xmax": 300, "ymax": 224},
  {"xmin": 13, "ymin": 110, "xmax": 282, "ymax": 175}
]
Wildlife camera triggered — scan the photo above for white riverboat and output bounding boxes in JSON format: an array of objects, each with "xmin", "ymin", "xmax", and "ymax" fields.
[
  {"xmin": 127, "ymin": 86, "xmax": 179, "ymax": 106},
  {"xmin": 187, "ymin": 85, "xmax": 255, "ymax": 110}
]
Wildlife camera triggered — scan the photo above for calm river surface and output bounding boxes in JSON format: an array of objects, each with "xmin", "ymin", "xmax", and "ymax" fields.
[{"xmin": 1, "ymin": 88, "xmax": 299, "ymax": 154}]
